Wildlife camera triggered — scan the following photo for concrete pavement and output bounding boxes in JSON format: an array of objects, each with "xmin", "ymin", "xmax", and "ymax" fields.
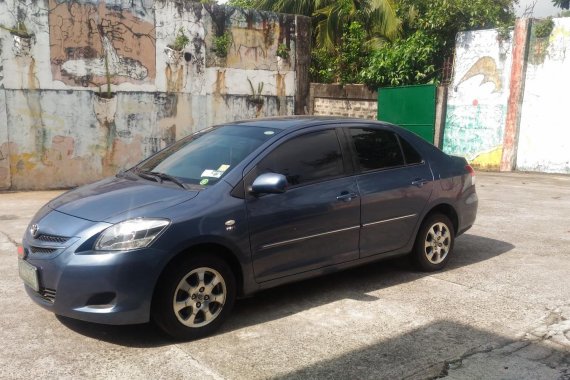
[{"xmin": 0, "ymin": 172, "xmax": 569, "ymax": 379}]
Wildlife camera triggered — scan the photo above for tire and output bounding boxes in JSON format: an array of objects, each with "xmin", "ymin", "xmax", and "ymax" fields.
[
  {"xmin": 152, "ymin": 253, "xmax": 236, "ymax": 340},
  {"xmin": 412, "ymin": 213, "xmax": 455, "ymax": 272}
]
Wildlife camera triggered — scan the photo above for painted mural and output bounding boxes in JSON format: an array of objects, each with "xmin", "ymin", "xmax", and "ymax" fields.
[
  {"xmin": 443, "ymin": 29, "xmax": 513, "ymax": 170},
  {"xmin": 516, "ymin": 18, "xmax": 570, "ymax": 174},
  {"xmin": 48, "ymin": 0, "xmax": 156, "ymax": 87}
]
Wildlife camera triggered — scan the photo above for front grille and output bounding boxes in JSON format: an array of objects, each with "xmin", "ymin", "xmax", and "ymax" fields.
[
  {"xmin": 39, "ymin": 288, "xmax": 56, "ymax": 303},
  {"xmin": 30, "ymin": 246, "xmax": 58, "ymax": 254},
  {"xmin": 35, "ymin": 234, "xmax": 69, "ymax": 243}
]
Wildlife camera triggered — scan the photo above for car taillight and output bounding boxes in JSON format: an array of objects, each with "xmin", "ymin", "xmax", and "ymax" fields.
[
  {"xmin": 17, "ymin": 245, "xmax": 25, "ymax": 259},
  {"xmin": 465, "ymin": 164, "xmax": 475, "ymax": 185}
]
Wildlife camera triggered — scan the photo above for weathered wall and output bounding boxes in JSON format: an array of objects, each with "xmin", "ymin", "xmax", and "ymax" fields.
[
  {"xmin": 516, "ymin": 18, "xmax": 570, "ymax": 173},
  {"xmin": 442, "ymin": 29, "xmax": 514, "ymax": 170},
  {"xmin": 0, "ymin": 1, "xmax": 309, "ymax": 189},
  {"xmin": 309, "ymin": 84, "xmax": 377, "ymax": 119}
]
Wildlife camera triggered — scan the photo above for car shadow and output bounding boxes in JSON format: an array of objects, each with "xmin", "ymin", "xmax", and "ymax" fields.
[{"xmin": 57, "ymin": 233, "xmax": 514, "ymax": 347}]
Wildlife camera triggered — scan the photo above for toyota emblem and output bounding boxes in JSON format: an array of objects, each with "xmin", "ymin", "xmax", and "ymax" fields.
[{"xmin": 30, "ymin": 224, "xmax": 39, "ymax": 238}]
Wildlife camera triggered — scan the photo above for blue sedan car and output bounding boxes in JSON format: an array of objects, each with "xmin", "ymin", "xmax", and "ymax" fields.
[{"xmin": 18, "ymin": 117, "xmax": 477, "ymax": 339}]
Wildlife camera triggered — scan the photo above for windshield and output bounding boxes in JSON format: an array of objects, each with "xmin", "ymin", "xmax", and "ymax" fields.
[{"xmin": 135, "ymin": 125, "xmax": 280, "ymax": 187}]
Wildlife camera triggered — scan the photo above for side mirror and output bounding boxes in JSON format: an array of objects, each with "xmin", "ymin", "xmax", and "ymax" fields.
[{"xmin": 250, "ymin": 173, "xmax": 288, "ymax": 194}]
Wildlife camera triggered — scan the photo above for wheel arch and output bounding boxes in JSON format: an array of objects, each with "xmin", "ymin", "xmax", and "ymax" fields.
[
  {"xmin": 153, "ymin": 241, "xmax": 246, "ymax": 302},
  {"xmin": 422, "ymin": 203, "xmax": 459, "ymax": 235}
]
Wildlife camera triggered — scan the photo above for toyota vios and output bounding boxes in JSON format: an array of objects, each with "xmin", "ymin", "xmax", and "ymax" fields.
[{"xmin": 18, "ymin": 117, "xmax": 478, "ymax": 339}]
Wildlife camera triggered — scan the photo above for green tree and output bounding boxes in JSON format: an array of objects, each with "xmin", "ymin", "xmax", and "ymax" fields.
[
  {"xmin": 253, "ymin": 0, "xmax": 401, "ymax": 50},
  {"xmin": 361, "ymin": 0, "xmax": 516, "ymax": 88},
  {"xmin": 552, "ymin": 0, "xmax": 569, "ymax": 10},
  {"xmin": 226, "ymin": 0, "xmax": 256, "ymax": 8}
]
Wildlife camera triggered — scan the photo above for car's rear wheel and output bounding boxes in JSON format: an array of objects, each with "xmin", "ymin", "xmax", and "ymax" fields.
[
  {"xmin": 412, "ymin": 213, "xmax": 454, "ymax": 271},
  {"xmin": 152, "ymin": 254, "xmax": 236, "ymax": 340}
]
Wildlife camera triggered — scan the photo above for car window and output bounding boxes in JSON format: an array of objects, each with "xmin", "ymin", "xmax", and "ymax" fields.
[
  {"xmin": 256, "ymin": 129, "xmax": 344, "ymax": 186},
  {"xmin": 399, "ymin": 135, "xmax": 423, "ymax": 164},
  {"xmin": 136, "ymin": 125, "xmax": 279, "ymax": 186},
  {"xmin": 348, "ymin": 128, "xmax": 405, "ymax": 171}
]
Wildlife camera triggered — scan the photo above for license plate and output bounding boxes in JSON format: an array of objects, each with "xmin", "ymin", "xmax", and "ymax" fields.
[{"xmin": 18, "ymin": 259, "xmax": 39, "ymax": 292}]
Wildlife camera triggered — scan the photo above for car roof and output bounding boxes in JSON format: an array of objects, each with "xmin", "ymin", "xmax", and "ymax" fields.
[{"xmin": 222, "ymin": 116, "xmax": 389, "ymax": 130}]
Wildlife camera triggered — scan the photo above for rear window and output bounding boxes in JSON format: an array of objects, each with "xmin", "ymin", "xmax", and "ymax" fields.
[
  {"xmin": 348, "ymin": 128, "xmax": 405, "ymax": 171},
  {"xmin": 399, "ymin": 136, "xmax": 423, "ymax": 165}
]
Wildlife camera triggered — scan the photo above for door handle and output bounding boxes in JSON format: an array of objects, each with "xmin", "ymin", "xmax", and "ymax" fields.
[
  {"xmin": 337, "ymin": 192, "xmax": 358, "ymax": 202},
  {"xmin": 411, "ymin": 178, "xmax": 429, "ymax": 187}
]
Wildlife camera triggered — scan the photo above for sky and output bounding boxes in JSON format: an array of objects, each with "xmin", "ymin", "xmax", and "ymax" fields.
[{"xmin": 515, "ymin": 0, "xmax": 562, "ymax": 17}]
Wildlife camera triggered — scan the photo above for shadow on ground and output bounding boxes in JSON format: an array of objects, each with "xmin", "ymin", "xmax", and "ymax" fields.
[
  {"xmin": 57, "ymin": 234, "xmax": 514, "ymax": 347},
  {"xmin": 274, "ymin": 320, "xmax": 570, "ymax": 379}
]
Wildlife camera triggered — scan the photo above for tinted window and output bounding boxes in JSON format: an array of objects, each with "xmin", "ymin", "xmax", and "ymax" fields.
[
  {"xmin": 349, "ymin": 128, "xmax": 404, "ymax": 170},
  {"xmin": 257, "ymin": 130, "xmax": 344, "ymax": 186},
  {"xmin": 399, "ymin": 136, "xmax": 423, "ymax": 164}
]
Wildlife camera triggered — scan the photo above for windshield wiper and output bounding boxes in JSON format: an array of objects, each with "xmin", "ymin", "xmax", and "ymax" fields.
[
  {"xmin": 133, "ymin": 169, "xmax": 187, "ymax": 189},
  {"xmin": 133, "ymin": 169, "xmax": 161, "ymax": 183},
  {"xmin": 147, "ymin": 171, "xmax": 187, "ymax": 189}
]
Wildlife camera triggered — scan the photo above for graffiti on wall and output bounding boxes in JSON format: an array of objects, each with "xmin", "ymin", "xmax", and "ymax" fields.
[
  {"xmin": 443, "ymin": 30, "xmax": 513, "ymax": 170},
  {"xmin": 48, "ymin": 0, "xmax": 156, "ymax": 87},
  {"xmin": 455, "ymin": 56, "xmax": 503, "ymax": 93},
  {"xmin": 205, "ymin": 8, "xmax": 295, "ymax": 71},
  {"xmin": 0, "ymin": 1, "xmax": 305, "ymax": 190}
]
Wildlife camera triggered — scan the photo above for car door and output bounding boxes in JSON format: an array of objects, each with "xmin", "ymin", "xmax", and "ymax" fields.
[
  {"xmin": 245, "ymin": 128, "xmax": 361, "ymax": 283},
  {"xmin": 346, "ymin": 126, "xmax": 434, "ymax": 258}
]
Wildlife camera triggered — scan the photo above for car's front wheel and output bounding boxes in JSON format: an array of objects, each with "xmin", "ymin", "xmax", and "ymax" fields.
[
  {"xmin": 152, "ymin": 253, "xmax": 236, "ymax": 340},
  {"xmin": 412, "ymin": 213, "xmax": 455, "ymax": 271}
]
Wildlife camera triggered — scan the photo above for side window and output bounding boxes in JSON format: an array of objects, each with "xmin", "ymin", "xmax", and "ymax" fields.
[
  {"xmin": 257, "ymin": 130, "xmax": 344, "ymax": 186},
  {"xmin": 348, "ymin": 128, "xmax": 405, "ymax": 171},
  {"xmin": 398, "ymin": 135, "xmax": 423, "ymax": 165}
]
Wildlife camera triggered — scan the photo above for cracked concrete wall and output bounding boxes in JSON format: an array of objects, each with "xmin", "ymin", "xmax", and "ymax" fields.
[{"xmin": 0, "ymin": 1, "xmax": 309, "ymax": 190}]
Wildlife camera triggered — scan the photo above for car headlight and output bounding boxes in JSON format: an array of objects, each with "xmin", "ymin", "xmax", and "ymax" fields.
[{"xmin": 94, "ymin": 219, "xmax": 170, "ymax": 251}]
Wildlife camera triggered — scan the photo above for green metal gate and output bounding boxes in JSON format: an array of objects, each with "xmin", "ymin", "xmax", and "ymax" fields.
[{"xmin": 377, "ymin": 84, "xmax": 436, "ymax": 143}]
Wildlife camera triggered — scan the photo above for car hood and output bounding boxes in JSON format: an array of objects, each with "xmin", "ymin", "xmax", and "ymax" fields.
[{"xmin": 49, "ymin": 176, "xmax": 199, "ymax": 223}]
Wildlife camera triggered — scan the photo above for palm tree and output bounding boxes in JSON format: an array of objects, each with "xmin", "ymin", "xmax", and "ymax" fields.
[
  {"xmin": 552, "ymin": 0, "xmax": 569, "ymax": 9},
  {"xmin": 254, "ymin": 0, "xmax": 401, "ymax": 50}
]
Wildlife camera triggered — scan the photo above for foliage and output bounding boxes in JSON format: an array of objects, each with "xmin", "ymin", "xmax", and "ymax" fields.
[
  {"xmin": 309, "ymin": 48, "xmax": 336, "ymax": 83},
  {"xmin": 276, "ymin": 43, "xmax": 290, "ymax": 59},
  {"xmin": 253, "ymin": 0, "xmax": 401, "ymax": 51},
  {"xmin": 357, "ymin": 0, "xmax": 516, "ymax": 88},
  {"xmin": 227, "ymin": 0, "xmax": 255, "ymax": 8},
  {"xmin": 247, "ymin": 78, "xmax": 265, "ymax": 106},
  {"xmin": 212, "ymin": 31, "xmax": 232, "ymax": 57},
  {"xmin": 552, "ymin": 0, "xmax": 570, "ymax": 10},
  {"xmin": 360, "ymin": 30, "xmax": 438, "ymax": 88},
  {"xmin": 235, "ymin": 0, "xmax": 517, "ymax": 87},
  {"xmin": 337, "ymin": 22, "xmax": 370, "ymax": 84},
  {"xmin": 170, "ymin": 28, "xmax": 190, "ymax": 51},
  {"xmin": 534, "ymin": 18, "xmax": 555, "ymax": 39}
]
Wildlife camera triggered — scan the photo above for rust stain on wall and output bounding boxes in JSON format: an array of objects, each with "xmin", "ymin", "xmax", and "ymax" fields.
[
  {"xmin": 165, "ymin": 64, "xmax": 184, "ymax": 93},
  {"xmin": 0, "ymin": 142, "xmax": 14, "ymax": 187},
  {"xmin": 49, "ymin": 0, "xmax": 156, "ymax": 87},
  {"xmin": 158, "ymin": 95, "xmax": 192, "ymax": 141}
]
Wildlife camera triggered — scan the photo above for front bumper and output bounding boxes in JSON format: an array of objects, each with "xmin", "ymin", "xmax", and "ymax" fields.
[
  {"xmin": 22, "ymin": 211, "xmax": 166, "ymax": 325},
  {"xmin": 24, "ymin": 249, "xmax": 165, "ymax": 324}
]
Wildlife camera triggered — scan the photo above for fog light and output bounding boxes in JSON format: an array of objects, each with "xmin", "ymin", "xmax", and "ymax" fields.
[{"xmin": 17, "ymin": 245, "xmax": 25, "ymax": 259}]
